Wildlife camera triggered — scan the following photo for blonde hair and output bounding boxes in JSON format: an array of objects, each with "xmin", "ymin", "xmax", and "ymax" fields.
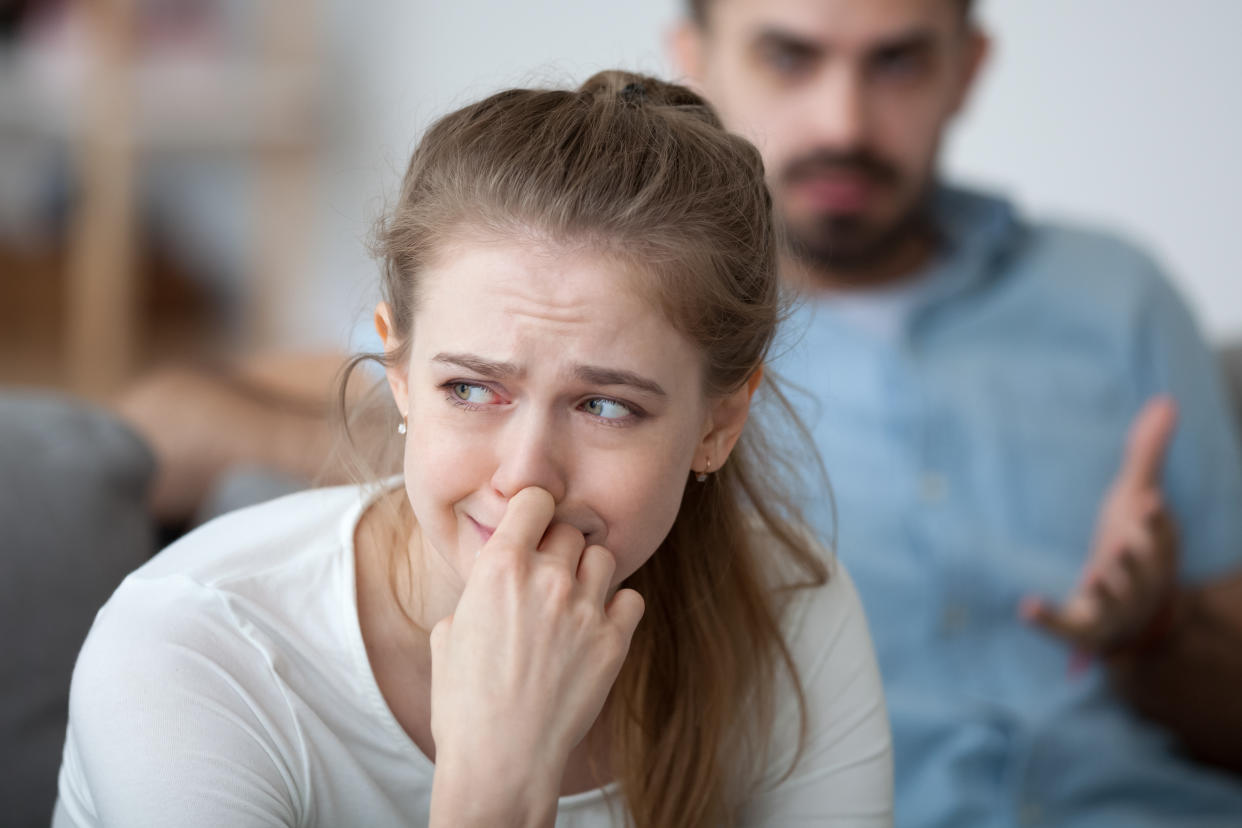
[{"xmin": 341, "ymin": 71, "xmax": 830, "ymax": 827}]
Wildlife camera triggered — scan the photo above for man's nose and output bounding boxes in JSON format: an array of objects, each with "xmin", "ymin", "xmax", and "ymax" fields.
[
  {"xmin": 808, "ymin": 65, "xmax": 869, "ymax": 151},
  {"xmin": 488, "ymin": 407, "xmax": 568, "ymax": 504}
]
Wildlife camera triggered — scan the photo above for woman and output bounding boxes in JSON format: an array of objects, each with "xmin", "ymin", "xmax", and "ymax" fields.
[{"xmin": 54, "ymin": 72, "xmax": 891, "ymax": 827}]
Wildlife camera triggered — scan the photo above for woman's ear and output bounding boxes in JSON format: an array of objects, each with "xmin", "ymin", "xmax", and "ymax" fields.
[
  {"xmin": 693, "ymin": 373, "xmax": 758, "ymax": 475},
  {"xmin": 375, "ymin": 302, "xmax": 408, "ymax": 417}
]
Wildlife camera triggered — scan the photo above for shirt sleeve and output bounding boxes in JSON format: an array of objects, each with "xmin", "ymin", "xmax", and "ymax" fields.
[
  {"xmin": 1132, "ymin": 259, "xmax": 1242, "ymax": 583},
  {"xmin": 54, "ymin": 576, "xmax": 305, "ymax": 828},
  {"xmin": 741, "ymin": 562, "xmax": 894, "ymax": 827}
]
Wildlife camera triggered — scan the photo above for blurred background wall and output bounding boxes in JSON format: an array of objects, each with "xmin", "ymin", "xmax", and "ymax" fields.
[
  {"xmin": 2, "ymin": 0, "xmax": 1239, "ymax": 398},
  {"xmin": 353, "ymin": 0, "xmax": 1242, "ymax": 339},
  {"xmin": 945, "ymin": 0, "xmax": 1242, "ymax": 341}
]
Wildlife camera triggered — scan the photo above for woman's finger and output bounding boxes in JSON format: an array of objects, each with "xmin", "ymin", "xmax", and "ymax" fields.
[
  {"xmin": 539, "ymin": 521, "xmax": 587, "ymax": 571},
  {"xmin": 489, "ymin": 487, "xmax": 556, "ymax": 556},
  {"xmin": 605, "ymin": 587, "xmax": 645, "ymax": 640},
  {"xmin": 576, "ymin": 544, "xmax": 617, "ymax": 604}
]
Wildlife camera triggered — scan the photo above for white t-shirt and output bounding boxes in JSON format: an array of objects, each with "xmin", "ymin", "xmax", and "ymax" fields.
[{"xmin": 54, "ymin": 483, "xmax": 892, "ymax": 827}]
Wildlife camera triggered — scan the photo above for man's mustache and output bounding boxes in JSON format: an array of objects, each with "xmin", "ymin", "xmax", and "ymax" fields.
[{"xmin": 781, "ymin": 149, "xmax": 900, "ymax": 187}]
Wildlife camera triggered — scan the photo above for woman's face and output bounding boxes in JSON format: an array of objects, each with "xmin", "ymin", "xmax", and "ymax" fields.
[{"xmin": 382, "ymin": 233, "xmax": 741, "ymax": 592}]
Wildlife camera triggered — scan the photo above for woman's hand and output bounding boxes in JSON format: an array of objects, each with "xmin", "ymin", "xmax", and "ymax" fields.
[{"xmin": 428, "ymin": 487, "xmax": 645, "ymax": 828}]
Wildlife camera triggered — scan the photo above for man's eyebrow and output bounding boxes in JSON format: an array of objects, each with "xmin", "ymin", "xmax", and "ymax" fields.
[
  {"xmin": 432, "ymin": 352, "xmax": 523, "ymax": 379},
  {"xmin": 868, "ymin": 28, "xmax": 937, "ymax": 59},
  {"xmin": 574, "ymin": 365, "xmax": 667, "ymax": 398},
  {"xmin": 751, "ymin": 24, "xmax": 939, "ymax": 62},
  {"xmin": 753, "ymin": 27, "xmax": 824, "ymax": 59}
]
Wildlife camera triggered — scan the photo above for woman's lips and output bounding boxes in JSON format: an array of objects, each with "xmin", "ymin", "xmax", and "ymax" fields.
[
  {"xmin": 468, "ymin": 515, "xmax": 495, "ymax": 544},
  {"xmin": 469, "ymin": 511, "xmax": 602, "ymax": 550}
]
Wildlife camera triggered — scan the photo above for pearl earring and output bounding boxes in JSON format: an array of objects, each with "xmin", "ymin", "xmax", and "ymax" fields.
[
  {"xmin": 397, "ymin": 418, "xmax": 407, "ymax": 435},
  {"xmin": 696, "ymin": 456, "xmax": 711, "ymax": 482}
]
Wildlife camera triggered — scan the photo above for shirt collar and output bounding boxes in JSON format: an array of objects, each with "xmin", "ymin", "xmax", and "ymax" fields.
[{"xmin": 924, "ymin": 184, "xmax": 1024, "ymax": 292}]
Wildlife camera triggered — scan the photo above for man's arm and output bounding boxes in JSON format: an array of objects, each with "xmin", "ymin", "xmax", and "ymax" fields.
[
  {"xmin": 114, "ymin": 352, "xmax": 356, "ymax": 524},
  {"xmin": 1107, "ymin": 572, "xmax": 1242, "ymax": 775}
]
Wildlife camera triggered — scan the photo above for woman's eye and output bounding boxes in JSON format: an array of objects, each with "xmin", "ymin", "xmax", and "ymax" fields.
[
  {"xmin": 582, "ymin": 397, "xmax": 632, "ymax": 420},
  {"xmin": 449, "ymin": 382, "xmax": 497, "ymax": 405}
]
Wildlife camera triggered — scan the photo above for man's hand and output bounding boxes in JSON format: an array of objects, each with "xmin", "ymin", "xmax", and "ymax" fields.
[{"xmin": 1020, "ymin": 396, "xmax": 1180, "ymax": 656}]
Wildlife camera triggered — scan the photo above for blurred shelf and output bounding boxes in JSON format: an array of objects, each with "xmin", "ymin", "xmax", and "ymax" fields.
[
  {"xmin": 0, "ymin": 240, "xmax": 225, "ymax": 393},
  {"xmin": 0, "ymin": 0, "xmax": 321, "ymax": 399},
  {"xmin": 0, "ymin": 57, "xmax": 318, "ymax": 150}
]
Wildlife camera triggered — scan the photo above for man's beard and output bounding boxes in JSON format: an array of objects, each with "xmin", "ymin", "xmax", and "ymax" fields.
[{"xmin": 777, "ymin": 148, "xmax": 934, "ymax": 281}]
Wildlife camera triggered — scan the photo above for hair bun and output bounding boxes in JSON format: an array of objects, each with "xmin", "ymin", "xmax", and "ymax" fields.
[
  {"xmin": 578, "ymin": 70, "xmax": 721, "ymax": 125},
  {"xmin": 619, "ymin": 81, "xmax": 648, "ymax": 105}
]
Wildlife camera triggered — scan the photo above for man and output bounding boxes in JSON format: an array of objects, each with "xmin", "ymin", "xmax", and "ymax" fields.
[{"xmin": 672, "ymin": 0, "xmax": 1242, "ymax": 825}]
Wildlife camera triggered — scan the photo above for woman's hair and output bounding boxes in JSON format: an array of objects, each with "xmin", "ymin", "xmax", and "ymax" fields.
[{"xmin": 340, "ymin": 70, "xmax": 830, "ymax": 827}]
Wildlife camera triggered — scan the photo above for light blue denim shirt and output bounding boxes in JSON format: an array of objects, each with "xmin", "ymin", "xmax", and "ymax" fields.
[{"xmin": 772, "ymin": 186, "xmax": 1242, "ymax": 827}]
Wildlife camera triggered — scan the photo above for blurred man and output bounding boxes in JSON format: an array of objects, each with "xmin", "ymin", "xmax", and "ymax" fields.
[{"xmin": 673, "ymin": 0, "xmax": 1242, "ymax": 825}]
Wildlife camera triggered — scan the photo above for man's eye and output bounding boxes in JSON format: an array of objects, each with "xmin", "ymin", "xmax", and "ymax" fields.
[
  {"xmin": 871, "ymin": 49, "xmax": 926, "ymax": 79},
  {"xmin": 582, "ymin": 398, "xmax": 633, "ymax": 420},
  {"xmin": 761, "ymin": 45, "xmax": 813, "ymax": 77}
]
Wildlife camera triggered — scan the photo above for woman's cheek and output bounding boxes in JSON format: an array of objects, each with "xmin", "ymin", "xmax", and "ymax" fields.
[
  {"xmin": 403, "ymin": 424, "xmax": 475, "ymax": 526},
  {"xmin": 602, "ymin": 462, "xmax": 689, "ymax": 584}
]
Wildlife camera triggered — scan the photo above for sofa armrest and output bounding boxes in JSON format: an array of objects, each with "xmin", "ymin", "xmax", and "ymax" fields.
[{"xmin": 0, "ymin": 392, "xmax": 156, "ymax": 827}]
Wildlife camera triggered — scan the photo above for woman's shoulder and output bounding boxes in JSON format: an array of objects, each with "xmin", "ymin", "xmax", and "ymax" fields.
[
  {"xmin": 78, "ymin": 482, "xmax": 372, "ymax": 679},
  {"xmin": 135, "ymin": 481, "xmax": 376, "ymax": 585},
  {"xmin": 58, "ymin": 483, "xmax": 391, "ymax": 826},
  {"xmin": 744, "ymin": 527, "xmax": 894, "ymax": 824},
  {"xmin": 71, "ymin": 481, "xmax": 383, "ymax": 722},
  {"xmin": 61, "ymin": 565, "xmax": 307, "ymax": 827},
  {"xmin": 775, "ymin": 551, "xmax": 871, "ymax": 683},
  {"xmin": 745, "ymin": 520, "xmax": 863, "ymax": 657}
]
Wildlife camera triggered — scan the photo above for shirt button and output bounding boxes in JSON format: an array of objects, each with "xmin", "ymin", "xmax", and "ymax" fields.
[
  {"xmin": 941, "ymin": 604, "xmax": 968, "ymax": 633},
  {"xmin": 919, "ymin": 472, "xmax": 948, "ymax": 502}
]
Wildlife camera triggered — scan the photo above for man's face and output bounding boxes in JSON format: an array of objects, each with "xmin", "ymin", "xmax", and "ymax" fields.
[{"xmin": 679, "ymin": 0, "xmax": 984, "ymax": 276}]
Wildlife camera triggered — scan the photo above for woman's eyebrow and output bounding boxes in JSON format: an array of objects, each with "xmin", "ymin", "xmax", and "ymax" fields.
[
  {"xmin": 574, "ymin": 365, "xmax": 667, "ymax": 398},
  {"xmin": 433, "ymin": 353, "xmax": 666, "ymax": 398},
  {"xmin": 433, "ymin": 352, "xmax": 523, "ymax": 379}
]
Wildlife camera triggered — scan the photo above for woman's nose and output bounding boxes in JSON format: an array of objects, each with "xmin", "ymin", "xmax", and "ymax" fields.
[{"xmin": 488, "ymin": 407, "xmax": 568, "ymax": 503}]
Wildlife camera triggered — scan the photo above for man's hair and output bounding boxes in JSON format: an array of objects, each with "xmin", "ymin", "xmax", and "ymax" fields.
[{"xmin": 688, "ymin": 0, "xmax": 977, "ymax": 26}]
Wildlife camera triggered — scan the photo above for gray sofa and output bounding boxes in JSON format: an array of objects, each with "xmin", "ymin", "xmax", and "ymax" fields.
[
  {"xmin": 0, "ymin": 395, "xmax": 156, "ymax": 828},
  {"xmin": 0, "ymin": 394, "xmax": 302, "ymax": 827},
  {"xmin": 4, "ymin": 345, "xmax": 1242, "ymax": 827}
]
